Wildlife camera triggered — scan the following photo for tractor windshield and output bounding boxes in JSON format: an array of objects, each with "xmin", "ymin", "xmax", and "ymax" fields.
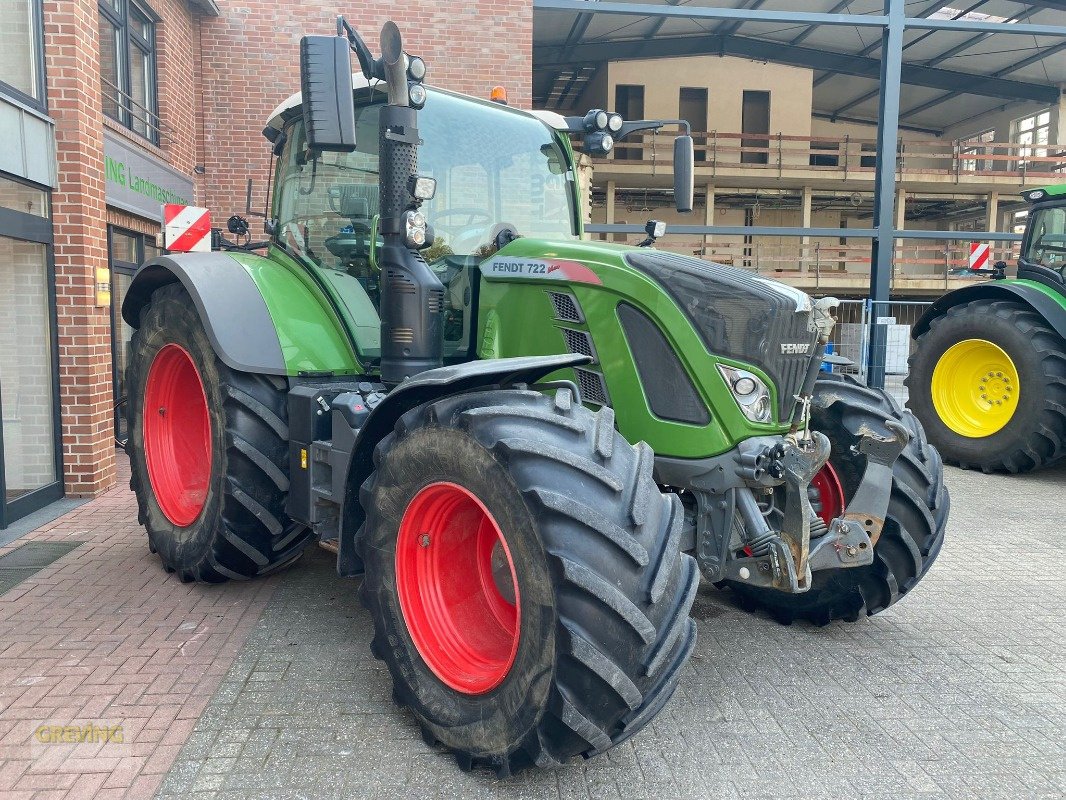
[
  {"xmin": 273, "ymin": 88, "xmax": 578, "ymax": 360},
  {"xmin": 1022, "ymin": 205, "xmax": 1066, "ymax": 274}
]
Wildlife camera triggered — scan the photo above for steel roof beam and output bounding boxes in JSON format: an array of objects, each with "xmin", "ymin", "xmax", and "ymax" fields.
[
  {"xmin": 789, "ymin": 0, "xmax": 853, "ymax": 46},
  {"xmin": 534, "ymin": 35, "xmax": 1061, "ymax": 103},
  {"xmin": 716, "ymin": 0, "xmax": 767, "ymax": 36},
  {"xmin": 534, "ymin": 0, "xmax": 1066, "ymax": 36},
  {"xmin": 824, "ymin": 1, "xmax": 988, "ymax": 111}
]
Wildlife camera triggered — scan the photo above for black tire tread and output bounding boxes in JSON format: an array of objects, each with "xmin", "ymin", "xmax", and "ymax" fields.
[
  {"xmin": 356, "ymin": 389, "xmax": 698, "ymax": 773},
  {"xmin": 728, "ymin": 373, "xmax": 949, "ymax": 624},
  {"xmin": 127, "ymin": 283, "xmax": 314, "ymax": 582},
  {"xmin": 906, "ymin": 299, "xmax": 1066, "ymax": 473}
]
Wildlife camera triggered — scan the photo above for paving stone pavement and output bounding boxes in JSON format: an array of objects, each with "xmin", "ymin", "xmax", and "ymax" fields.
[
  {"xmin": 154, "ymin": 462, "xmax": 1066, "ymax": 800},
  {"xmin": 0, "ymin": 454, "xmax": 1062, "ymax": 799},
  {"xmin": 0, "ymin": 459, "xmax": 283, "ymax": 799}
]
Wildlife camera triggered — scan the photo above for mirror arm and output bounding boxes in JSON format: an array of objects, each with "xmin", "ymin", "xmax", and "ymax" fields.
[
  {"xmin": 338, "ymin": 15, "xmax": 383, "ymax": 80},
  {"xmin": 616, "ymin": 119, "xmax": 690, "ymax": 141},
  {"xmin": 559, "ymin": 117, "xmax": 690, "ymax": 140}
]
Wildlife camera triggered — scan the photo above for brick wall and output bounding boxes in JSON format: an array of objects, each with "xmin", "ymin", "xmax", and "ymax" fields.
[
  {"xmin": 44, "ymin": 0, "xmax": 203, "ymax": 497},
  {"xmin": 45, "ymin": 0, "xmax": 115, "ymax": 497},
  {"xmin": 43, "ymin": 0, "xmax": 532, "ymax": 499},
  {"xmin": 198, "ymin": 2, "xmax": 533, "ymax": 220}
]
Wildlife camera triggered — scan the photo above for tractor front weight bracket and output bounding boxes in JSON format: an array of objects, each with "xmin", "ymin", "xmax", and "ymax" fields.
[{"xmin": 840, "ymin": 419, "xmax": 911, "ymax": 547}]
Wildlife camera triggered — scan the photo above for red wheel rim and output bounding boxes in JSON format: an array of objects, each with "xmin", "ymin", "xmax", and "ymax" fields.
[
  {"xmin": 143, "ymin": 344, "xmax": 212, "ymax": 527},
  {"xmin": 810, "ymin": 462, "xmax": 846, "ymax": 526},
  {"xmin": 395, "ymin": 482, "xmax": 521, "ymax": 695}
]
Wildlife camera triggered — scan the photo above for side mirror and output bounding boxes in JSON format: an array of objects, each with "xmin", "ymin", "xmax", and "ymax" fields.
[
  {"xmin": 299, "ymin": 35, "xmax": 357, "ymax": 152},
  {"xmin": 673, "ymin": 135, "xmax": 694, "ymax": 213}
]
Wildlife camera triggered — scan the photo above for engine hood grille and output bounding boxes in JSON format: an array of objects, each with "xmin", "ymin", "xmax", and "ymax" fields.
[{"xmin": 624, "ymin": 250, "xmax": 817, "ymax": 421}]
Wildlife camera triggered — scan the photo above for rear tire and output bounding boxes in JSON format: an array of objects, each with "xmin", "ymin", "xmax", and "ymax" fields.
[
  {"xmin": 127, "ymin": 283, "xmax": 314, "ymax": 582},
  {"xmin": 728, "ymin": 374, "xmax": 949, "ymax": 625},
  {"xmin": 907, "ymin": 299, "xmax": 1066, "ymax": 473},
  {"xmin": 357, "ymin": 389, "xmax": 698, "ymax": 774}
]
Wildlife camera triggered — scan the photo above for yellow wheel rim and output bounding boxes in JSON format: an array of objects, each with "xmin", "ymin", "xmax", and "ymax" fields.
[{"xmin": 931, "ymin": 339, "xmax": 1020, "ymax": 438}]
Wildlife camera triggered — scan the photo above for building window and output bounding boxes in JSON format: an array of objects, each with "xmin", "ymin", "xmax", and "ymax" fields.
[
  {"xmin": 741, "ymin": 90, "xmax": 770, "ymax": 165},
  {"xmin": 1012, "ymin": 109, "xmax": 1050, "ymax": 167},
  {"xmin": 961, "ymin": 129, "xmax": 995, "ymax": 172},
  {"xmin": 0, "ymin": 0, "xmax": 45, "ymax": 106},
  {"xmin": 98, "ymin": 0, "xmax": 159, "ymax": 142},
  {"xmin": 614, "ymin": 85, "xmax": 645, "ymax": 161}
]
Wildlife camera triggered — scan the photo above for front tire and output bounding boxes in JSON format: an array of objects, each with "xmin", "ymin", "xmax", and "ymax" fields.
[
  {"xmin": 127, "ymin": 283, "xmax": 314, "ymax": 582},
  {"xmin": 907, "ymin": 299, "xmax": 1066, "ymax": 473},
  {"xmin": 728, "ymin": 374, "xmax": 949, "ymax": 625},
  {"xmin": 358, "ymin": 389, "xmax": 699, "ymax": 775}
]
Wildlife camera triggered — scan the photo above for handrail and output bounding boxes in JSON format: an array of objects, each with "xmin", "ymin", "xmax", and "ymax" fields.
[
  {"xmin": 588, "ymin": 231, "xmax": 1022, "ymax": 279},
  {"xmin": 584, "ymin": 129, "xmax": 1066, "ymax": 177},
  {"xmin": 101, "ymin": 77, "xmax": 173, "ymax": 144}
]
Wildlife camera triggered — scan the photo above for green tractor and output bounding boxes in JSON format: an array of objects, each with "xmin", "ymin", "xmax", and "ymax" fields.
[
  {"xmin": 122, "ymin": 18, "xmax": 948, "ymax": 774},
  {"xmin": 908, "ymin": 185, "xmax": 1066, "ymax": 473}
]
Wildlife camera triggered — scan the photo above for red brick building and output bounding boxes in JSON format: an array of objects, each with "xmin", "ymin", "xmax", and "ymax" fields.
[{"xmin": 0, "ymin": 0, "xmax": 532, "ymax": 528}]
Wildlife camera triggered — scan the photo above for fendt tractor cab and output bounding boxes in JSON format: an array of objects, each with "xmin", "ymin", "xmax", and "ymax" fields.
[
  {"xmin": 122, "ymin": 17, "xmax": 948, "ymax": 774},
  {"xmin": 908, "ymin": 185, "xmax": 1066, "ymax": 474}
]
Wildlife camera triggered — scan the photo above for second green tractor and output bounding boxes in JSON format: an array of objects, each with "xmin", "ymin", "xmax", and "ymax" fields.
[
  {"xmin": 121, "ymin": 17, "xmax": 950, "ymax": 775},
  {"xmin": 907, "ymin": 184, "xmax": 1066, "ymax": 474}
]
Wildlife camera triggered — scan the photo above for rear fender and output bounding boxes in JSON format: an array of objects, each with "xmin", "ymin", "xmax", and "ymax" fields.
[
  {"xmin": 335, "ymin": 354, "xmax": 591, "ymax": 576},
  {"xmin": 122, "ymin": 253, "xmax": 360, "ymax": 376},
  {"xmin": 913, "ymin": 281, "xmax": 1066, "ymax": 342}
]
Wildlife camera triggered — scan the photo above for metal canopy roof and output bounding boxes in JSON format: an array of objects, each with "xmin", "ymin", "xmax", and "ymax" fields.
[{"xmin": 533, "ymin": 0, "xmax": 1066, "ymax": 133}]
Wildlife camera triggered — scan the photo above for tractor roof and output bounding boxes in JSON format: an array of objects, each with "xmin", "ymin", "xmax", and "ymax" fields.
[
  {"xmin": 266, "ymin": 76, "xmax": 570, "ymax": 133},
  {"xmin": 1021, "ymin": 185, "xmax": 1066, "ymax": 203}
]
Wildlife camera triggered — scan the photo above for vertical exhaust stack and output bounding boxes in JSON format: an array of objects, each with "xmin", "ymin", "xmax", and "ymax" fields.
[{"xmin": 375, "ymin": 22, "xmax": 444, "ymax": 386}]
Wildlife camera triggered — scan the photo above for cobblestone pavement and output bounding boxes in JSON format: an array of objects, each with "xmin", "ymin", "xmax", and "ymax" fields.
[
  {"xmin": 157, "ymin": 462, "xmax": 1066, "ymax": 800},
  {"xmin": 0, "ymin": 460, "xmax": 282, "ymax": 798},
  {"xmin": 1, "ymin": 457, "xmax": 1063, "ymax": 799}
]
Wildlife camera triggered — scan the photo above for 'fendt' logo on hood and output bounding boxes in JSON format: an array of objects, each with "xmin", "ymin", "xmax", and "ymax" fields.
[{"xmin": 781, "ymin": 343, "xmax": 812, "ymax": 355}]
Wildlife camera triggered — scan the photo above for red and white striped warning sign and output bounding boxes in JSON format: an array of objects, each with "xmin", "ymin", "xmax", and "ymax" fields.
[
  {"xmin": 969, "ymin": 241, "xmax": 990, "ymax": 271},
  {"xmin": 163, "ymin": 204, "xmax": 212, "ymax": 253}
]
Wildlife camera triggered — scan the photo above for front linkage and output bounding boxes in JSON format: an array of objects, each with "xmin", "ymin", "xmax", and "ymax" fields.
[{"xmin": 661, "ymin": 302, "xmax": 913, "ymax": 596}]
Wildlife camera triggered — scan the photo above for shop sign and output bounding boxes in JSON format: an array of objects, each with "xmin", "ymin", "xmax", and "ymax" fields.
[{"xmin": 103, "ymin": 130, "xmax": 194, "ymax": 222}]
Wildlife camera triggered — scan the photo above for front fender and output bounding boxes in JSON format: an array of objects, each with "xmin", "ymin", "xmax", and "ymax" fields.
[
  {"xmin": 335, "ymin": 353, "xmax": 591, "ymax": 576},
  {"xmin": 122, "ymin": 252, "xmax": 360, "ymax": 376},
  {"xmin": 913, "ymin": 280, "xmax": 1066, "ymax": 342}
]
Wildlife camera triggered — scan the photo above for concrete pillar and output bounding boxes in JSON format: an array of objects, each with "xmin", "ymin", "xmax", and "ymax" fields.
[
  {"xmin": 894, "ymin": 187, "xmax": 907, "ymax": 266},
  {"xmin": 605, "ymin": 180, "xmax": 616, "ymax": 242},
  {"xmin": 703, "ymin": 184, "xmax": 715, "ymax": 254},
  {"xmin": 986, "ymin": 191, "xmax": 1000, "ymax": 232},
  {"xmin": 987, "ymin": 191, "xmax": 1000, "ymax": 262},
  {"xmin": 1052, "ymin": 86, "xmax": 1066, "ymax": 146},
  {"xmin": 800, "ymin": 185, "xmax": 812, "ymax": 274}
]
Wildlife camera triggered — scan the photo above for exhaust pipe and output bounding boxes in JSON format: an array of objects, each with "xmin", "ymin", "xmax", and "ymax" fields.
[{"xmin": 376, "ymin": 22, "xmax": 444, "ymax": 385}]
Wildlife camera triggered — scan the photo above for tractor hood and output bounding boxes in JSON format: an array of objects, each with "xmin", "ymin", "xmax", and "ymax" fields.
[
  {"xmin": 620, "ymin": 249, "xmax": 818, "ymax": 422},
  {"xmin": 483, "ymin": 239, "xmax": 819, "ymax": 422}
]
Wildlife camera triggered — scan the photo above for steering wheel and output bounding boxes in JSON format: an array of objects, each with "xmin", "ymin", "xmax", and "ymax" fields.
[{"xmin": 430, "ymin": 208, "xmax": 492, "ymax": 235}]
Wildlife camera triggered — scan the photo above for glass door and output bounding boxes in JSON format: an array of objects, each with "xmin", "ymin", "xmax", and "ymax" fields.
[{"xmin": 0, "ymin": 175, "xmax": 63, "ymax": 527}]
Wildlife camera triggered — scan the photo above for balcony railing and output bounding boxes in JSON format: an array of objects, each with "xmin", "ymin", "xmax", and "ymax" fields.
[
  {"xmin": 595, "ymin": 130, "xmax": 1066, "ymax": 180},
  {"xmin": 101, "ymin": 77, "xmax": 172, "ymax": 145}
]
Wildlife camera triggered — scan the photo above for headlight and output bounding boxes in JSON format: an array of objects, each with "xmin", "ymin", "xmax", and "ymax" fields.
[
  {"xmin": 408, "ymin": 82, "xmax": 427, "ymax": 109},
  {"xmin": 403, "ymin": 210, "xmax": 427, "ymax": 248},
  {"xmin": 407, "ymin": 55, "xmax": 426, "ymax": 82},
  {"xmin": 584, "ymin": 131, "xmax": 614, "ymax": 156},
  {"xmin": 717, "ymin": 364, "xmax": 773, "ymax": 424},
  {"xmin": 408, "ymin": 175, "xmax": 436, "ymax": 200},
  {"xmin": 583, "ymin": 109, "xmax": 609, "ymax": 131},
  {"xmin": 607, "ymin": 113, "xmax": 623, "ymax": 132}
]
